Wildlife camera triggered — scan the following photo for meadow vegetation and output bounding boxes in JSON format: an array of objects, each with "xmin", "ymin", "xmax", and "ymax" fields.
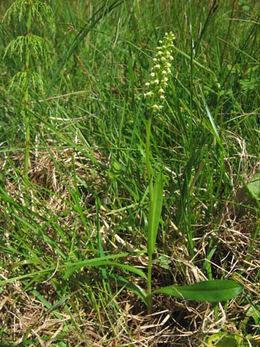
[{"xmin": 0, "ymin": 0, "xmax": 259, "ymax": 346}]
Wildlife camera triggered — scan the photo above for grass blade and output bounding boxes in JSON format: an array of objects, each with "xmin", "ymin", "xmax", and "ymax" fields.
[{"xmin": 64, "ymin": 256, "xmax": 147, "ymax": 280}]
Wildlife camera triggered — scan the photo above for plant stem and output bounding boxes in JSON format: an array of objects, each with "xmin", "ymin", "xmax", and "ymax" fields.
[
  {"xmin": 24, "ymin": 7, "xmax": 31, "ymax": 186},
  {"xmin": 24, "ymin": 108, "xmax": 30, "ymax": 184},
  {"xmin": 145, "ymin": 115, "xmax": 154, "ymax": 314},
  {"xmin": 147, "ymin": 250, "xmax": 153, "ymax": 314},
  {"xmin": 145, "ymin": 116, "xmax": 153, "ymax": 179}
]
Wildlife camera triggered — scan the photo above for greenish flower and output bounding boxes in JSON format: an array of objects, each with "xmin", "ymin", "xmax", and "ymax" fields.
[{"xmin": 144, "ymin": 32, "xmax": 175, "ymax": 115}]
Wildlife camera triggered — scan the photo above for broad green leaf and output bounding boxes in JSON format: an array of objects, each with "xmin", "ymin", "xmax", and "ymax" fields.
[
  {"xmin": 153, "ymin": 280, "xmax": 243, "ymax": 302},
  {"xmin": 246, "ymin": 173, "xmax": 260, "ymax": 202},
  {"xmin": 207, "ymin": 332, "xmax": 243, "ymax": 347},
  {"xmin": 147, "ymin": 172, "xmax": 164, "ymax": 256}
]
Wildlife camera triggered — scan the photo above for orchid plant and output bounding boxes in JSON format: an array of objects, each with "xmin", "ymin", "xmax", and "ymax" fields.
[{"xmin": 62, "ymin": 32, "xmax": 243, "ymax": 313}]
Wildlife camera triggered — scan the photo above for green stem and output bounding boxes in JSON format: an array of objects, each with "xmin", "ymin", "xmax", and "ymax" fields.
[
  {"xmin": 24, "ymin": 109, "xmax": 30, "ymax": 184},
  {"xmin": 145, "ymin": 115, "xmax": 154, "ymax": 314},
  {"xmin": 145, "ymin": 116, "xmax": 153, "ymax": 179},
  {"xmin": 147, "ymin": 251, "xmax": 153, "ymax": 314},
  {"xmin": 23, "ymin": 6, "xmax": 31, "ymax": 185}
]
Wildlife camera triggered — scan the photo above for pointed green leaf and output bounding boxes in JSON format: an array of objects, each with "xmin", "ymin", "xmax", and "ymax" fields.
[
  {"xmin": 110, "ymin": 263, "xmax": 147, "ymax": 280},
  {"xmin": 63, "ymin": 253, "xmax": 128, "ymax": 279},
  {"xmin": 147, "ymin": 172, "xmax": 164, "ymax": 256},
  {"xmin": 110, "ymin": 274, "xmax": 148, "ymax": 304},
  {"xmin": 63, "ymin": 254, "xmax": 147, "ymax": 280},
  {"xmin": 153, "ymin": 280, "xmax": 243, "ymax": 302}
]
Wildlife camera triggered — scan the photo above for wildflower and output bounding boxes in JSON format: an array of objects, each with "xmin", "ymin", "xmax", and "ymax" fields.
[
  {"xmin": 144, "ymin": 31, "xmax": 175, "ymax": 115},
  {"xmin": 152, "ymin": 104, "xmax": 160, "ymax": 111},
  {"xmin": 144, "ymin": 91, "xmax": 153, "ymax": 98}
]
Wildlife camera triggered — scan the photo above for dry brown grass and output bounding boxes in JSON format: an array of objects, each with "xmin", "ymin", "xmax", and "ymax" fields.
[{"xmin": 0, "ymin": 148, "xmax": 259, "ymax": 346}]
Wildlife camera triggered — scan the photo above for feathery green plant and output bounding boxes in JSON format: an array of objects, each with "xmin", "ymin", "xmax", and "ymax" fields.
[{"xmin": 3, "ymin": 0, "xmax": 54, "ymax": 184}]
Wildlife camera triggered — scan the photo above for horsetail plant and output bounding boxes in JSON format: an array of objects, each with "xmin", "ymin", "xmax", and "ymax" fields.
[{"xmin": 3, "ymin": 0, "xmax": 54, "ymax": 185}]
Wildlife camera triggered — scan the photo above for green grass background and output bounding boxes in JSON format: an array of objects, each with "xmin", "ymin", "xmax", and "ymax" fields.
[{"xmin": 0, "ymin": 0, "xmax": 259, "ymax": 346}]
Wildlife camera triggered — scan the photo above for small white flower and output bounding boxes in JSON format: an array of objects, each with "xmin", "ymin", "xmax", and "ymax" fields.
[
  {"xmin": 152, "ymin": 104, "xmax": 160, "ymax": 111},
  {"xmin": 159, "ymin": 88, "xmax": 164, "ymax": 94},
  {"xmin": 144, "ymin": 91, "xmax": 153, "ymax": 97},
  {"xmin": 162, "ymin": 81, "xmax": 168, "ymax": 87},
  {"xmin": 143, "ymin": 32, "xmax": 175, "ymax": 113}
]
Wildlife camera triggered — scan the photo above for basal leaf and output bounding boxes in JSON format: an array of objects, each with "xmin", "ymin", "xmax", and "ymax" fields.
[
  {"xmin": 246, "ymin": 173, "xmax": 260, "ymax": 202},
  {"xmin": 207, "ymin": 332, "xmax": 243, "ymax": 347},
  {"xmin": 153, "ymin": 280, "xmax": 243, "ymax": 302}
]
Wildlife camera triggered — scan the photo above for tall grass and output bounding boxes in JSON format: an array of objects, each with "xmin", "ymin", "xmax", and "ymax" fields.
[{"xmin": 0, "ymin": 0, "xmax": 259, "ymax": 345}]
